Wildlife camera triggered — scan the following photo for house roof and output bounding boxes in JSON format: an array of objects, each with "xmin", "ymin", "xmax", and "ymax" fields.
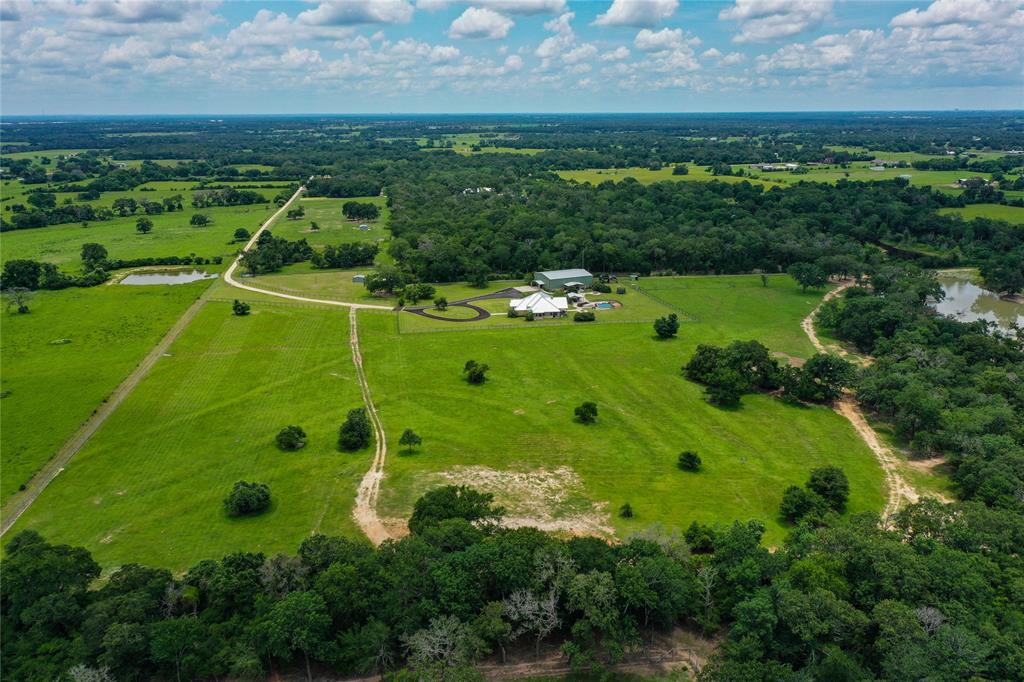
[
  {"xmin": 536, "ymin": 268, "xmax": 592, "ymax": 280},
  {"xmin": 509, "ymin": 291, "xmax": 568, "ymax": 313}
]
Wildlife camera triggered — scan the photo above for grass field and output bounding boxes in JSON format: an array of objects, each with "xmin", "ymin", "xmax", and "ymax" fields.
[
  {"xmin": 8, "ymin": 299, "xmax": 370, "ymax": 572},
  {"xmin": 557, "ymin": 166, "xmax": 782, "ymax": 189},
  {"xmin": 359, "ymin": 275, "xmax": 884, "ymax": 546},
  {"xmin": 267, "ymin": 196, "xmax": 390, "ymax": 247},
  {"xmin": 556, "ymin": 163, "xmax": 1002, "ymax": 193},
  {"xmin": 1, "ymin": 199, "xmax": 279, "ymax": 268},
  {"xmin": 0, "ymin": 281, "xmax": 211, "ymax": 504},
  {"xmin": 938, "ymin": 204, "xmax": 1024, "ymax": 223}
]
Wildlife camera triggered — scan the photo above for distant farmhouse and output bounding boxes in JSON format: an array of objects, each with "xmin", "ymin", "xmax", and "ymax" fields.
[
  {"xmin": 509, "ymin": 290, "xmax": 568, "ymax": 318},
  {"xmin": 533, "ymin": 268, "xmax": 593, "ymax": 291}
]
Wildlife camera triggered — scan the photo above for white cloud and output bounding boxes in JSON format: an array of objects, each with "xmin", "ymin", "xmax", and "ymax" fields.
[
  {"xmin": 722, "ymin": 51, "xmax": 745, "ymax": 65},
  {"xmin": 100, "ymin": 36, "xmax": 155, "ymax": 68},
  {"xmin": 719, "ymin": 0, "xmax": 833, "ymax": 43},
  {"xmin": 600, "ymin": 45, "xmax": 630, "ymax": 61},
  {"xmin": 701, "ymin": 47, "xmax": 722, "ymax": 59},
  {"xmin": 448, "ymin": 7, "xmax": 514, "ymax": 38},
  {"xmin": 635, "ymin": 27, "xmax": 683, "ymax": 51},
  {"xmin": 477, "ymin": 0, "xmax": 567, "ymax": 15},
  {"xmin": 594, "ymin": 0, "xmax": 678, "ymax": 27},
  {"xmin": 890, "ymin": 0, "xmax": 1022, "ymax": 28},
  {"xmin": 297, "ymin": 0, "xmax": 415, "ymax": 26},
  {"xmin": 563, "ymin": 43, "xmax": 597, "ymax": 64}
]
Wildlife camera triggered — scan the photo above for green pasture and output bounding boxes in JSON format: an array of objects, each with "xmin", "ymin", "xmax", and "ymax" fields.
[
  {"xmin": 267, "ymin": 196, "xmax": 390, "ymax": 247},
  {"xmin": 0, "ymin": 281, "xmax": 210, "ymax": 504},
  {"xmin": 8, "ymin": 300, "xmax": 369, "ymax": 571},
  {"xmin": 1, "ymin": 201, "xmax": 278, "ymax": 268},
  {"xmin": 359, "ymin": 276, "xmax": 885, "ymax": 546},
  {"xmin": 558, "ymin": 166, "xmax": 782, "ymax": 189},
  {"xmin": 938, "ymin": 204, "xmax": 1024, "ymax": 224}
]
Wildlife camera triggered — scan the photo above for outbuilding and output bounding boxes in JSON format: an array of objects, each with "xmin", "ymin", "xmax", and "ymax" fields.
[
  {"xmin": 533, "ymin": 268, "xmax": 593, "ymax": 291},
  {"xmin": 352, "ymin": 274, "xmax": 366, "ymax": 283}
]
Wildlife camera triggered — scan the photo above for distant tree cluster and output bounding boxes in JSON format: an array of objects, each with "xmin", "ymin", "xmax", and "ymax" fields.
[
  {"xmin": 310, "ymin": 243, "xmax": 378, "ymax": 270},
  {"xmin": 240, "ymin": 232, "xmax": 314, "ymax": 274},
  {"xmin": 342, "ymin": 201, "xmax": 381, "ymax": 221}
]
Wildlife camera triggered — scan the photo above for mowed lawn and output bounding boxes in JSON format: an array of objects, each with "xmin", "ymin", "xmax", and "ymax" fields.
[
  {"xmin": 558, "ymin": 166, "xmax": 782, "ymax": 189},
  {"xmin": 0, "ymin": 282, "xmax": 210, "ymax": 504},
  {"xmin": 9, "ymin": 301, "xmax": 370, "ymax": 572},
  {"xmin": 359, "ymin": 276, "xmax": 885, "ymax": 546}
]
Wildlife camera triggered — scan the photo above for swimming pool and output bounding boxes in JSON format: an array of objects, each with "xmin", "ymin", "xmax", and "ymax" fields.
[{"xmin": 595, "ymin": 302, "xmax": 614, "ymax": 310}]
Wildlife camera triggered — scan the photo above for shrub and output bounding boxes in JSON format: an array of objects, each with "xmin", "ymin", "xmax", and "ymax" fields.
[
  {"xmin": 399, "ymin": 428, "xmax": 422, "ymax": 452},
  {"xmin": 275, "ymin": 425, "xmax": 306, "ymax": 451},
  {"xmin": 234, "ymin": 228, "xmax": 251, "ymax": 242},
  {"xmin": 807, "ymin": 466, "xmax": 850, "ymax": 512},
  {"xmin": 573, "ymin": 310, "xmax": 595, "ymax": 322},
  {"xmin": 224, "ymin": 481, "xmax": 271, "ymax": 517},
  {"xmin": 232, "ymin": 299, "xmax": 251, "ymax": 316},
  {"xmin": 463, "ymin": 360, "xmax": 490, "ymax": 384},
  {"xmin": 619, "ymin": 503, "xmax": 634, "ymax": 518},
  {"xmin": 434, "ymin": 297, "xmax": 448, "ymax": 311},
  {"xmin": 592, "ymin": 282, "xmax": 611, "ymax": 293},
  {"xmin": 338, "ymin": 408, "xmax": 372, "ymax": 451},
  {"xmin": 574, "ymin": 401, "xmax": 598, "ymax": 424},
  {"xmin": 525, "ymin": 311, "xmax": 535, "ymax": 322},
  {"xmin": 779, "ymin": 485, "xmax": 822, "ymax": 523},
  {"xmin": 654, "ymin": 313, "xmax": 679, "ymax": 338},
  {"xmin": 678, "ymin": 451, "xmax": 702, "ymax": 471}
]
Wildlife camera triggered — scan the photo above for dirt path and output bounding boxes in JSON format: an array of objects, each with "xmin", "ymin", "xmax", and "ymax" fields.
[
  {"xmin": 802, "ymin": 281, "xmax": 918, "ymax": 522},
  {"xmin": 0, "ymin": 298, "xmax": 207, "ymax": 536},
  {"xmin": 348, "ymin": 307, "xmax": 393, "ymax": 545},
  {"xmin": 223, "ymin": 183, "xmax": 392, "ymax": 312}
]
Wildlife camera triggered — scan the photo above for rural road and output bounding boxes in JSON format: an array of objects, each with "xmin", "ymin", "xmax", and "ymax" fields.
[
  {"xmin": 801, "ymin": 281, "xmax": 918, "ymax": 521},
  {"xmin": 0, "ymin": 298, "xmax": 208, "ymax": 536},
  {"xmin": 222, "ymin": 182, "xmax": 392, "ymax": 311},
  {"xmin": 222, "ymin": 182, "xmax": 396, "ymax": 543}
]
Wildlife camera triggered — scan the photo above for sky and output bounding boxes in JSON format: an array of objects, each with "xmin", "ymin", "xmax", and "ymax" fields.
[{"xmin": 1, "ymin": 0, "xmax": 1022, "ymax": 115}]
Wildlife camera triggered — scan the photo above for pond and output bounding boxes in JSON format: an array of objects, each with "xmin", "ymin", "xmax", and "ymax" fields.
[
  {"xmin": 120, "ymin": 270, "xmax": 218, "ymax": 286},
  {"xmin": 932, "ymin": 271, "xmax": 1023, "ymax": 333}
]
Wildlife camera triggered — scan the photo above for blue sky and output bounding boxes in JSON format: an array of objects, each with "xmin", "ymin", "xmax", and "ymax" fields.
[{"xmin": 1, "ymin": 0, "xmax": 1021, "ymax": 115}]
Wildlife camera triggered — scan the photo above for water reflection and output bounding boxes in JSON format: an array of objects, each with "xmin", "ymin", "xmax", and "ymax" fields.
[
  {"xmin": 121, "ymin": 270, "xmax": 217, "ymax": 286},
  {"xmin": 932, "ymin": 272, "xmax": 1023, "ymax": 332}
]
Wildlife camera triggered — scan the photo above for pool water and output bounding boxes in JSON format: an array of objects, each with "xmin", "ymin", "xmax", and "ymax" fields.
[{"xmin": 596, "ymin": 302, "xmax": 614, "ymax": 309}]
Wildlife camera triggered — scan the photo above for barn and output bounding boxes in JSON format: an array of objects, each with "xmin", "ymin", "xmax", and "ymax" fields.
[{"xmin": 533, "ymin": 268, "xmax": 593, "ymax": 291}]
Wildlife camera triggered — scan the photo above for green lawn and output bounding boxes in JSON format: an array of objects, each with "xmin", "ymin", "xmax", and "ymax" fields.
[
  {"xmin": 359, "ymin": 275, "xmax": 885, "ymax": 546},
  {"xmin": 938, "ymin": 204, "xmax": 1024, "ymax": 224},
  {"xmin": 0, "ymin": 281, "xmax": 211, "ymax": 503},
  {"xmin": 8, "ymin": 300, "xmax": 370, "ymax": 572}
]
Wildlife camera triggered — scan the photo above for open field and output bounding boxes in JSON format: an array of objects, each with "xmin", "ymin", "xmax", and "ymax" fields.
[
  {"xmin": 7, "ymin": 299, "xmax": 370, "ymax": 571},
  {"xmin": 938, "ymin": 203, "xmax": 1024, "ymax": 223},
  {"xmin": 0, "ymin": 281, "xmax": 211, "ymax": 504},
  {"xmin": 1, "ymin": 199, "xmax": 280, "ymax": 268},
  {"xmin": 267, "ymin": 195, "xmax": 390, "ymax": 247},
  {"xmin": 558, "ymin": 165, "xmax": 782, "ymax": 188},
  {"xmin": 359, "ymin": 275, "xmax": 884, "ymax": 545}
]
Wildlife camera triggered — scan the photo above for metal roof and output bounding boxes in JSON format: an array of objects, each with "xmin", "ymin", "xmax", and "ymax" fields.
[{"xmin": 536, "ymin": 268, "xmax": 592, "ymax": 280}]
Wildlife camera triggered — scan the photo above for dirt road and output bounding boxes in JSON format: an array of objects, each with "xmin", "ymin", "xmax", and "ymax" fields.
[
  {"xmin": 802, "ymin": 281, "xmax": 918, "ymax": 522},
  {"xmin": 1, "ymin": 298, "xmax": 208, "ymax": 536},
  {"xmin": 223, "ymin": 183, "xmax": 391, "ymax": 312},
  {"xmin": 347, "ymin": 307, "xmax": 393, "ymax": 545}
]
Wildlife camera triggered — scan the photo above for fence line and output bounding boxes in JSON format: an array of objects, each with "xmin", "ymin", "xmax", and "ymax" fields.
[{"xmin": 630, "ymin": 285, "xmax": 699, "ymax": 321}]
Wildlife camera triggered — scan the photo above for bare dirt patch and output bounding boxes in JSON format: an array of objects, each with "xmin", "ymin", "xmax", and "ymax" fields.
[
  {"xmin": 771, "ymin": 351, "xmax": 806, "ymax": 367},
  {"xmin": 421, "ymin": 465, "xmax": 615, "ymax": 538}
]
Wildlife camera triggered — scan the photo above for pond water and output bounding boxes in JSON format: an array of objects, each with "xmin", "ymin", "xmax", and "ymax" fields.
[
  {"xmin": 120, "ymin": 270, "xmax": 217, "ymax": 286},
  {"xmin": 932, "ymin": 272, "xmax": 1023, "ymax": 332}
]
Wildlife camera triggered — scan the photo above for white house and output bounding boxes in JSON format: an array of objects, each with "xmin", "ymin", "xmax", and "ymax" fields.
[{"xmin": 509, "ymin": 291, "xmax": 568, "ymax": 318}]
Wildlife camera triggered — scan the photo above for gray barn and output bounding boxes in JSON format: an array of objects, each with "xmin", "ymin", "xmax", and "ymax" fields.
[{"xmin": 533, "ymin": 268, "xmax": 593, "ymax": 291}]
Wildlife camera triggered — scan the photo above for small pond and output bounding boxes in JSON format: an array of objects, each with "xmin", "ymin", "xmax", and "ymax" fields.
[
  {"xmin": 120, "ymin": 270, "xmax": 217, "ymax": 286},
  {"xmin": 932, "ymin": 271, "xmax": 1023, "ymax": 333}
]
